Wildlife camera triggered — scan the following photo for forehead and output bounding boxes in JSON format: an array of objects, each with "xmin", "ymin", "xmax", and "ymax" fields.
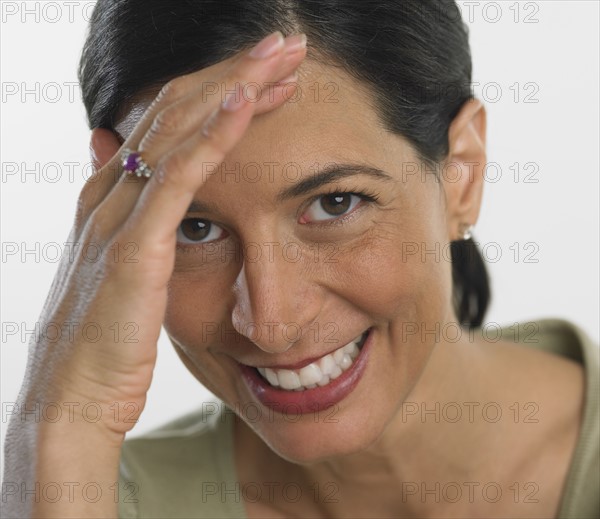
[{"xmin": 114, "ymin": 59, "xmax": 413, "ymax": 175}]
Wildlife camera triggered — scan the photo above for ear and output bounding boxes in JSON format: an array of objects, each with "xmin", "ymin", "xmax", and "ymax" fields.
[
  {"xmin": 442, "ymin": 98, "xmax": 487, "ymax": 240},
  {"xmin": 89, "ymin": 128, "xmax": 124, "ymax": 171}
]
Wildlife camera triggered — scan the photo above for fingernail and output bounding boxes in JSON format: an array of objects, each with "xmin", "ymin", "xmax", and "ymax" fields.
[
  {"xmin": 284, "ymin": 33, "xmax": 307, "ymax": 54},
  {"xmin": 222, "ymin": 84, "xmax": 246, "ymax": 112},
  {"xmin": 249, "ymin": 31, "xmax": 284, "ymax": 59}
]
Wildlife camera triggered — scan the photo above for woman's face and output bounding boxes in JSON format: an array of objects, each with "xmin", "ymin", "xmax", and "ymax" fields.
[{"xmin": 118, "ymin": 59, "xmax": 467, "ymax": 464}]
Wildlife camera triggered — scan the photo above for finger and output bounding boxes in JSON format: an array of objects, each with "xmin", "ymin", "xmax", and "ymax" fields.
[
  {"xmin": 119, "ymin": 84, "xmax": 257, "ymax": 281},
  {"xmin": 89, "ymin": 33, "xmax": 306, "ymax": 241},
  {"xmin": 74, "ymin": 34, "xmax": 265, "ymax": 226},
  {"xmin": 74, "ymin": 128, "xmax": 123, "ymax": 235},
  {"xmin": 193, "ymin": 40, "xmax": 305, "ymax": 120},
  {"xmin": 138, "ymin": 34, "xmax": 306, "ymax": 165},
  {"xmin": 83, "ymin": 31, "xmax": 305, "ymax": 209}
]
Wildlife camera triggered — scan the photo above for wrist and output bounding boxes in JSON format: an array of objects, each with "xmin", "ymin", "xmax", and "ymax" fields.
[{"xmin": 3, "ymin": 409, "xmax": 125, "ymax": 518}]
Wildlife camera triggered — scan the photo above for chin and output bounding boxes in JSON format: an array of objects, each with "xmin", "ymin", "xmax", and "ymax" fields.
[
  {"xmin": 244, "ymin": 402, "xmax": 395, "ymax": 465},
  {"xmin": 223, "ymin": 323, "xmax": 433, "ymax": 464}
]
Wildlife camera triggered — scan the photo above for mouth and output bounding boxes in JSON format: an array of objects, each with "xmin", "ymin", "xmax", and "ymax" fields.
[
  {"xmin": 239, "ymin": 327, "xmax": 373, "ymax": 415},
  {"xmin": 255, "ymin": 329, "xmax": 369, "ymax": 391}
]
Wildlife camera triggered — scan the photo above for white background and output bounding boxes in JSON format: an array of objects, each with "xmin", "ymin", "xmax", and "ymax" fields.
[{"xmin": 1, "ymin": 1, "xmax": 599, "ymax": 477}]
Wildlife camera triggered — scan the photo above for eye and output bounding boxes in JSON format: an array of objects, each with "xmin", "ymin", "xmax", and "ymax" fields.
[
  {"xmin": 300, "ymin": 192, "xmax": 364, "ymax": 223},
  {"xmin": 176, "ymin": 218, "xmax": 227, "ymax": 245}
]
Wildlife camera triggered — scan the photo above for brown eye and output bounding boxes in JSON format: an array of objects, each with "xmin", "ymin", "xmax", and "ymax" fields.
[
  {"xmin": 301, "ymin": 193, "xmax": 362, "ymax": 223},
  {"xmin": 177, "ymin": 218, "xmax": 225, "ymax": 244},
  {"xmin": 320, "ymin": 194, "xmax": 352, "ymax": 216}
]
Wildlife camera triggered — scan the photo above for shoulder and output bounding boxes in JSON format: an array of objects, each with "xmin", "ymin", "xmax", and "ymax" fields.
[
  {"xmin": 481, "ymin": 318, "xmax": 599, "ymax": 518},
  {"xmin": 489, "ymin": 319, "xmax": 589, "ymax": 399},
  {"xmin": 120, "ymin": 402, "xmax": 231, "ymax": 471},
  {"xmin": 118, "ymin": 401, "xmax": 246, "ymax": 519},
  {"xmin": 528, "ymin": 319, "xmax": 600, "ymax": 519},
  {"xmin": 479, "ymin": 318, "xmax": 596, "ymax": 392},
  {"xmin": 474, "ymin": 319, "xmax": 591, "ymax": 421}
]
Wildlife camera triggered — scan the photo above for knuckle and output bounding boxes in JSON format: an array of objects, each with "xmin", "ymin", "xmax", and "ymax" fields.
[
  {"xmin": 201, "ymin": 114, "xmax": 229, "ymax": 156},
  {"xmin": 74, "ymin": 168, "xmax": 119, "ymax": 233},
  {"xmin": 155, "ymin": 152, "xmax": 188, "ymax": 186},
  {"xmin": 156, "ymin": 77, "xmax": 187, "ymax": 104},
  {"xmin": 200, "ymin": 108, "xmax": 219, "ymax": 138},
  {"xmin": 151, "ymin": 105, "xmax": 184, "ymax": 136},
  {"xmin": 82, "ymin": 207, "xmax": 110, "ymax": 244}
]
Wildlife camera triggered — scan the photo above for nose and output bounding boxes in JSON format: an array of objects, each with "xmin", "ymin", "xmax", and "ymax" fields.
[{"xmin": 231, "ymin": 243, "xmax": 323, "ymax": 354}]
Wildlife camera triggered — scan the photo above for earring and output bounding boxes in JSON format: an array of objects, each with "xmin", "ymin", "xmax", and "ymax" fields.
[{"xmin": 459, "ymin": 223, "xmax": 474, "ymax": 240}]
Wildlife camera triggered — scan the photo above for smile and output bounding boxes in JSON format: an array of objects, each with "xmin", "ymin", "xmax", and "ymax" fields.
[
  {"xmin": 256, "ymin": 330, "xmax": 368, "ymax": 391},
  {"xmin": 239, "ymin": 327, "xmax": 373, "ymax": 414}
]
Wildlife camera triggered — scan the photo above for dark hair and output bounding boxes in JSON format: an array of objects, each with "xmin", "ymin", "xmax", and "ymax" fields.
[{"xmin": 78, "ymin": 0, "xmax": 490, "ymax": 327}]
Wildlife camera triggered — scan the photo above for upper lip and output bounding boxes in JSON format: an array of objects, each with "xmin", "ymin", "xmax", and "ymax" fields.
[{"xmin": 236, "ymin": 328, "xmax": 369, "ymax": 371}]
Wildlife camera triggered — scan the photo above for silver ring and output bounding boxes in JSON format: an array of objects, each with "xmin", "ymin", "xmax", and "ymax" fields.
[{"xmin": 121, "ymin": 148, "xmax": 153, "ymax": 178}]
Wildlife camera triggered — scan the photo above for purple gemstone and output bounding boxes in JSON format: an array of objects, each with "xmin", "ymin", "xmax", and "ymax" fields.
[{"xmin": 123, "ymin": 152, "xmax": 141, "ymax": 171}]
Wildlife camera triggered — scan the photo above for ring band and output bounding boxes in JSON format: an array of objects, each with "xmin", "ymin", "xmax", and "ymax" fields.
[{"xmin": 121, "ymin": 148, "xmax": 153, "ymax": 178}]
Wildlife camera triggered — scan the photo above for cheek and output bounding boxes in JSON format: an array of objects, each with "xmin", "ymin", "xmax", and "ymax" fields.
[
  {"xmin": 313, "ymin": 199, "xmax": 453, "ymax": 395},
  {"xmin": 319, "ymin": 213, "xmax": 452, "ymax": 326},
  {"xmin": 163, "ymin": 269, "xmax": 236, "ymax": 363},
  {"xmin": 163, "ymin": 272, "xmax": 243, "ymax": 402}
]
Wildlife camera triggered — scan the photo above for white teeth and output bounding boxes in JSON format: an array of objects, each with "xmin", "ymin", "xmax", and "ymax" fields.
[
  {"xmin": 333, "ymin": 348, "xmax": 344, "ymax": 364},
  {"xmin": 343, "ymin": 342, "xmax": 356, "ymax": 355},
  {"xmin": 278, "ymin": 370, "xmax": 301, "ymax": 390},
  {"xmin": 298, "ymin": 364, "xmax": 323, "ymax": 386},
  {"xmin": 330, "ymin": 365, "xmax": 343, "ymax": 380},
  {"xmin": 339, "ymin": 353, "xmax": 353, "ymax": 371},
  {"xmin": 317, "ymin": 375, "xmax": 330, "ymax": 386},
  {"xmin": 255, "ymin": 330, "xmax": 368, "ymax": 391},
  {"xmin": 345, "ymin": 343, "xmax": 360, "ymax": 359},
  {"xmin": 318, "ymin": 354, "xmax": 336, "ymax": 376},
  {"xmin": 264, "ymin": 367, "xmax": 279, "ymax": 386}
]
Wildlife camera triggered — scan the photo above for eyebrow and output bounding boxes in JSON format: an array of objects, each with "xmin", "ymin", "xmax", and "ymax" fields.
[
  {"xmin": 186, "ymin": 163, "xmax": 394, "ymax": 213},
  {"xmin": 276, "ymin": 163, "xmax": 394, "ymax": 202},
  {"xmin": 187, "ymin": 199, "xmax": 221, "ymax": 214}
]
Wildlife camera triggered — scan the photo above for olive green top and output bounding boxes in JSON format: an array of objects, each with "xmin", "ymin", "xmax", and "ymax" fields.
[{"xmin": 117, "ymin": 319, "xmax": 599, "ymax": 518}]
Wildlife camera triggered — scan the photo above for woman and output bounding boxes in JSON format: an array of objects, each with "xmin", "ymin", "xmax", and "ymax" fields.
[{"xmin": 3, "ymin": 1, "xmax": 598, "ymax": 517}]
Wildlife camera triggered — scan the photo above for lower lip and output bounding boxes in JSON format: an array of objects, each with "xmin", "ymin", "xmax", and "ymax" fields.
[{"xmin": 239, "ymin": 328, "xmax": 373, "ymax": 415}]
